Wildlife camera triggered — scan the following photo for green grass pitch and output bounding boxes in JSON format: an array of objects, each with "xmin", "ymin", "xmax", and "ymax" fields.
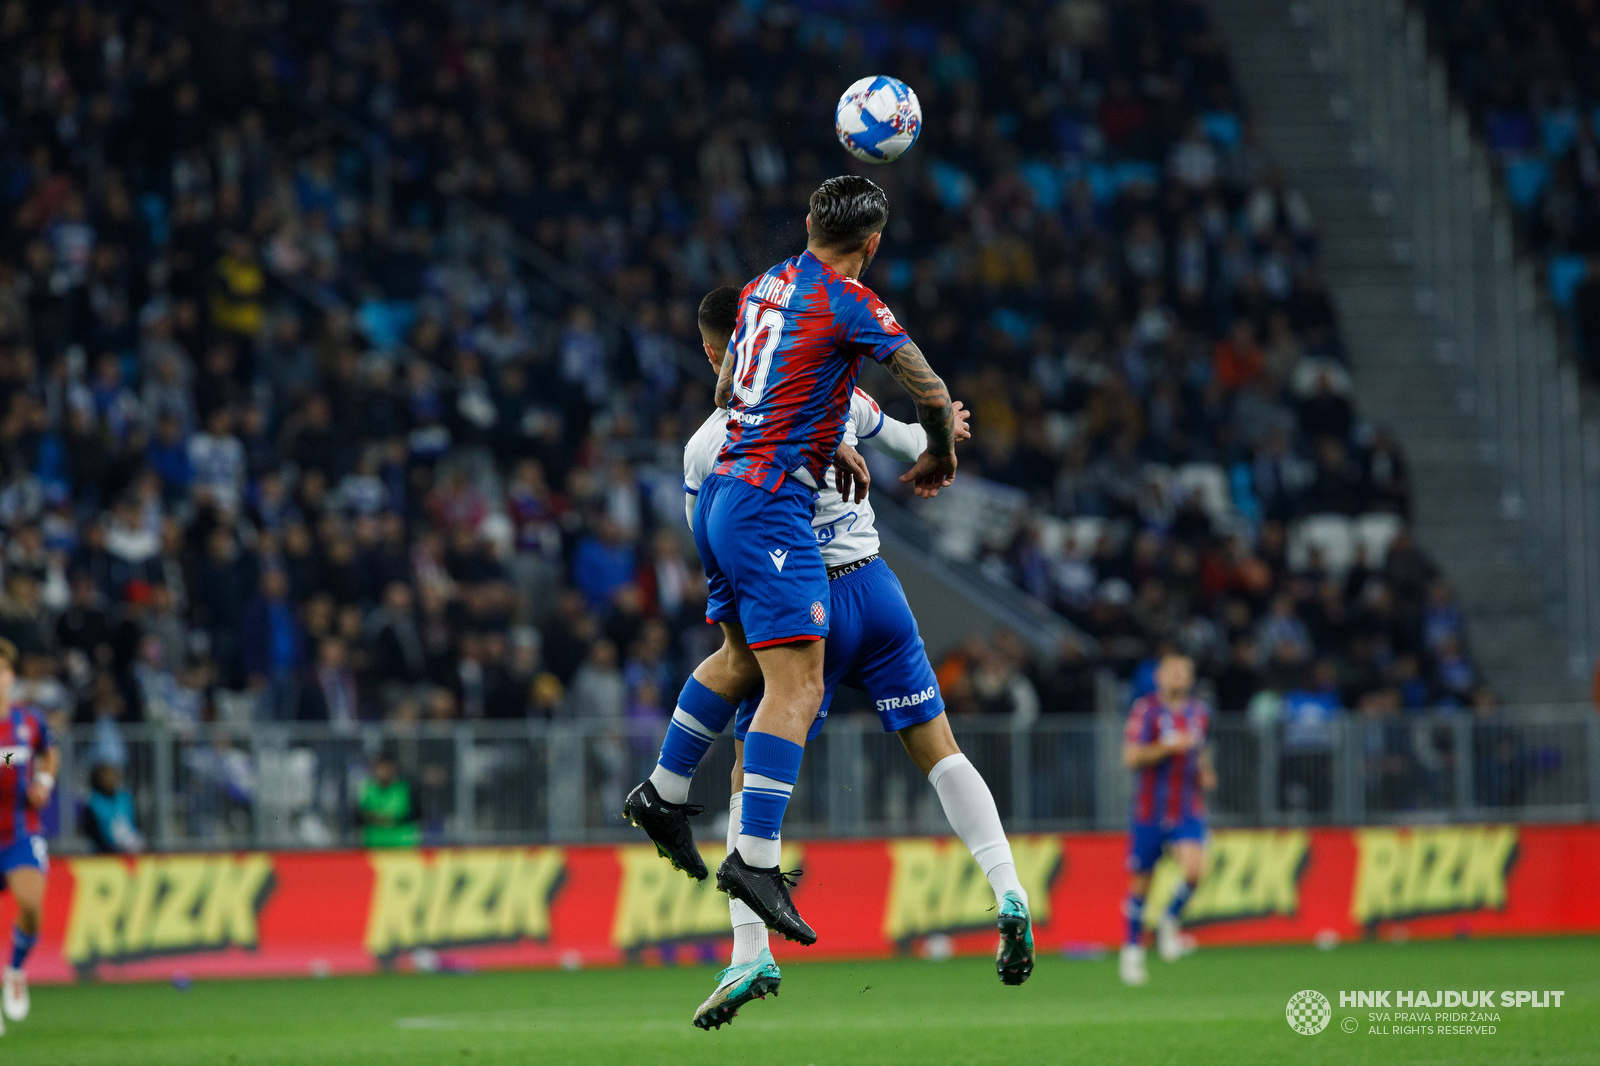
[{"xmin": 9, "ymin": 936, "xmax": 1597, "ymax": 1065}]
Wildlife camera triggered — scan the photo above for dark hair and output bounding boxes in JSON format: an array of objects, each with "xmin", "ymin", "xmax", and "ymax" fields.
[
  {"xmin": 697, "ymin": 285, "xmax": 741, "ymax": 338},
  {"xmin": 808, "ymin": 175, "xmax": 889, "ymax": 251}
]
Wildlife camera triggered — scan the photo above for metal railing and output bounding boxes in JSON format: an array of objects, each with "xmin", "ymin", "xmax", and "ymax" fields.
[
  {"xmin": 1302, "ymin": 0, "xmax": 1600, "ymax": 674},
  {"xmin": 56, "ymin": 708, "xmax": 1600, "ymax": 854}
]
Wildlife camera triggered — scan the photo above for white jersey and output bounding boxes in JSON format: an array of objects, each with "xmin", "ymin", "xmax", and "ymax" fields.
[{"xmin": 684, "ymin": 387, "xmax": 926, "ymax": 568}]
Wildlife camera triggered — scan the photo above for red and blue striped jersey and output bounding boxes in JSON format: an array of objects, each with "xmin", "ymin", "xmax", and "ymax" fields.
[
  {"xmin": 0, "ymin": 705, "xmax": 50, "ymax": 847},
  {"xmin": 715, "ymin": 250, "xmax": 911, "ymax": 492},
  {"xmin": 1126, "ymin": 694, "xmax": 1210, "ymax": 826}
]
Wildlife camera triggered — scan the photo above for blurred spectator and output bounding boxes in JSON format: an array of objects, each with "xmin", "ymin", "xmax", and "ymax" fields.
[
  {"xmin": 299, "ymin": 638, "xmax": 364, "ymax": 730},
  {"xmin": 82, "ymin": 762, "xmax": 144, "ymax": 854},
  {"xmin": 1280, "ymin": 661, "xmax": 1342, "ymax": 813},
  {"xmin": 240, "ymin": 570, "xmax": 304, "ymax": 721},
  {"xmin": 357, "ymin": 752, "xmax": 419, "ymax": 848}
]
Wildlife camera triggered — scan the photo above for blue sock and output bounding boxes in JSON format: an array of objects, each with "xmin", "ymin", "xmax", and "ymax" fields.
[
  {"xmin": 11, "ymin": 926, "xmax": 36, "ymax": 969},
  {"xmin": 1167, "ymin": 880, "xmax": 1196, "ymax": 922},
  {"xmin": 1123, "ymin": 894, "xmax": 1146, "ymax": 947},
  {"xmin": 657, "ymin": 677, "xmax": 738, "ymax": 777},
  {"xmin": 737, "ymin": 731, "xmax": 805, "ymax": 863}
]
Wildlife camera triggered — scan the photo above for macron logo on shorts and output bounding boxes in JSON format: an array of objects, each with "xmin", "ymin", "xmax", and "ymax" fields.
[{"xmin": 768, "ymin": 549, "xmax": 788, "ymax": 572}]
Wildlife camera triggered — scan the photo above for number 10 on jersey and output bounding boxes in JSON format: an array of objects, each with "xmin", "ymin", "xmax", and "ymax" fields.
[{"xmin": 732, "ymin": 304, "xmax": 785, "ymax": 407}]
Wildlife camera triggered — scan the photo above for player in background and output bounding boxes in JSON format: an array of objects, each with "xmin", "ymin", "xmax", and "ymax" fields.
[
  {"xmin": 0, "ymin": 637, "xmax": 58, "ymax": 1031},
  {"xmin": 626, "ymin": 176, "xmax": 957, "ymax": 948},
  {"xmin": 626, "ymin": 286, "xmax": 1033, "ymax": 1028},
  {"xmin": 1118, "ymin": 654, "xmax": 1214, "ymax": 986}
]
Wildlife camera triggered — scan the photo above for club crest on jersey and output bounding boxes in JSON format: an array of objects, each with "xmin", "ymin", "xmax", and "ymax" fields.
[{"xmin": 810, "ymin": 601, "xmax": 826, "ymax": 625}]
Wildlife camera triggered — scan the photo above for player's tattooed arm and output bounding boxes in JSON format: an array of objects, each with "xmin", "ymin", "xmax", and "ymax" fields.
[
  {"xmin": 884, "ymin": 340, "xmax": 958, "ymax": 498},
  {"xmin": 884, "ymin": 341, "xmax": 954, "ymax": 455},
  {"xmin": 714, "ymin": 346, "xmax": 736, "ymax": 409}
]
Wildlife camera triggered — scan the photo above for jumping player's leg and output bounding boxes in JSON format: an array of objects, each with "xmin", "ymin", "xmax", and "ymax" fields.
[
  {"xmin": 646, "ymin": 624, "xmax": 759, "ymax": 805},
  {"xmin": 725, "ymin": 744, "xmax": 768, "ymax": 964},
  {"xmin": 623, "ymin": 623, "xmax": 755, "ymax": 880},
  {"xmin": 903, "ymin": 715, "xmax": 1035, "ymax": 986},
  {"xmin": 901, "ymin": 716, "xmax": 1026, "ymax": 908},
  {"xmin": 833, "ymin": 558, "xmax": 1032, "ymax": 982},
  {"xmin": 690, "ymin": 747, "xmax": 784, "ymax": 1031},
  {"xmin": 694, "ymin": 473, "xmax": 830, "ymax": 943},
  {"xmin": 737, "ymin": 639, "xmax": 824, "ymax": 869}
]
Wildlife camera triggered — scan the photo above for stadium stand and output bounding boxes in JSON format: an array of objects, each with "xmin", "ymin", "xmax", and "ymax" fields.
[
  {"xmin": 1418, "ymin": 0, "xmax": 1600, "ymax": 373},
  {"xmin": 0, "ymin": 0, "xmax": 1492, "ymax": 831}
]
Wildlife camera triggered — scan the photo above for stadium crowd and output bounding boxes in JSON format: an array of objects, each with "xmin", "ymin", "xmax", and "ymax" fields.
[
  {"xmin": 1421, "ymin": 0, "xmax": 1600, "ymax": 375},
  {"xmin": 0, "ymin": 0, "xmax": 1498, "ymax": 835}
]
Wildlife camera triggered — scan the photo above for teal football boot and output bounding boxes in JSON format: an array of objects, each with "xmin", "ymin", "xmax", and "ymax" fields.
[
  {"xmin": 693, "ymin": 949, "xmax": 782, "ymax": 1030},
  {"xmin": 996, "ymin": 890, "xmax": 1035, "ymax": 985}
]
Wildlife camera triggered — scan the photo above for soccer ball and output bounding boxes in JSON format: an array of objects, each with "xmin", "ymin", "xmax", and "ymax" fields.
[{"xmin": 835, "ymin": 75, "xmax": 922, "ymax": 164}]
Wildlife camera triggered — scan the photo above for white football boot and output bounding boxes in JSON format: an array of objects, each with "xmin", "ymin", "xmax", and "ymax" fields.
[
  {"xmin": 1119, "ymin": 944, "xmax": 1148, "ymax": 986},
  {"xmin": 2, "ymin": 967, "xmax": 27, "ymax": 1021}
]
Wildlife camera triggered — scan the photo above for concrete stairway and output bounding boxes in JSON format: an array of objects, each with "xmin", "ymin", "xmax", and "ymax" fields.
[{"xmin": 1208, "ymin": 0, "xmax": 1584, "ymax": 701}]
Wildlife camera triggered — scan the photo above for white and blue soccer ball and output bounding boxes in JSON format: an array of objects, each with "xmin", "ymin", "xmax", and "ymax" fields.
[{"xmin": 835, "ymin": 75, "xmax": 922, "ymax": 164}]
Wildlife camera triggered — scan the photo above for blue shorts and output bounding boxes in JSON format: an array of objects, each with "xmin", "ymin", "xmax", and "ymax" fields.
[
  {"xmin": 1126, "ymin": 817, "xmax": 1207, "ymax": 874},
  {"xmin": 0, "ymin": 835, "xmax": 48, "ymax": 882},
  {"xmin": 694, "ymin": 473, "xmax": 830, "ymax": 648},
  {"xmin": 734, "ymin": 557, "xmax": 944, "ymax": 741}
]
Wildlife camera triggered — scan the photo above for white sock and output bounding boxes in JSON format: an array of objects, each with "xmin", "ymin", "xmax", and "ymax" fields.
[
  {"xmin": 928, "ymin": 753, "xmax": 1027, "ymax": 908},
  {"xmin": 735, "ymin": 832, "xmax": 781, "ymax": 869},
  {"xmin": 726, "ymin": 792, "xmax": 769, "ymax": 964},
  {"xmin": 649, "ymin": 764, "xmax": 692, "ymax": 805},
  {"xmin": 731, "ymin": 922, "xmax": 767, "ymax": 965}
]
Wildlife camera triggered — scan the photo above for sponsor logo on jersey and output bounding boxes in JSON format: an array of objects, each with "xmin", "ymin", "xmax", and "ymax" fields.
[
  {"xmin": 876, "ymin": 685, "xmax": 936, "ymax": 712},
  {"xmin": 815, "ymin": 511, "xmax": 860, "ymax": 546},
  {"xmin": 811, "ymin": 601, "xmax": 826, "ymax": 625},
  {"xmin": 0, "ymin": 745, "xmax": 30, "ymax": 766},
  {"xmin": 729, "ymin": 409, "xmax": 765, "ymax": 426},
  {"xmin": 873, "ymin": 304, "xmax": 899, "ymax": 331},
  {"xmin": 752, "ymin": 273, "xmax": 797, "ymax": 308},
  {"xmin": 768, "ymin": 549, "xmax": 788, "ymax": 572}
]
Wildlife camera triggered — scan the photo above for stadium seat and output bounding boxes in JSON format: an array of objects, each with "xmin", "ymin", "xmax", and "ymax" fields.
[
  {"xmin": 1353, "ymin": 512, "xmax": 1404, "ymax": 567},
  {"xmin": 1176, "ymin": 462, "xmax": 1234, "ymax": 524},
  {"xmin": 1288, "ymin": 514, "xmax": 1356, "ymax": 575}
]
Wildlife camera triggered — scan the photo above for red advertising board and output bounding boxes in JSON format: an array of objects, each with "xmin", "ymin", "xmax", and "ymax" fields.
[{"xmin": 7, "ymin": 823, "xmax": 1599, "ymax": 984}]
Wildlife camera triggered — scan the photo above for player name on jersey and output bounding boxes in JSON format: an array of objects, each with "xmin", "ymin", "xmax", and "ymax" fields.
[{"xmin": 750, "ymin": 273, "xmax": 796, "ymax": 308}]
